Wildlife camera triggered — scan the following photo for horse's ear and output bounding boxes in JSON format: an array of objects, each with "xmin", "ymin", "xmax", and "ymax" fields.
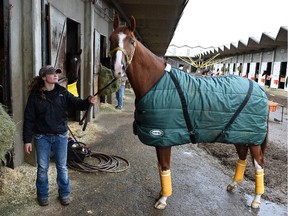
[
  {"xmin": 129, "ymin": 16, "xmax": 136, "ymax": 32},
  {"xmin": 113, "ymin": 14, "xmax": 120, "ymax": 30}
]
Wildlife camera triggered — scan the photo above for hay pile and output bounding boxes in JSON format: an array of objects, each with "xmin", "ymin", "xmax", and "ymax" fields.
[
  {"xmin": 100, "ymin": 102, "xmax": 121, "ymax": 112},
  {"xmin": 0, "ymin": 104, "xmax": 15, "ymax": 164},
  {"xmin": 0, "ymin": 163, "xmax": 57, "ymax": 206},
  {"xmin": 68, "ymin": 120, "xmax": 106, "ymax": 144},
  {"xmin": 98, "ymin": 65, "xmax": 120, "ymax": 95}
]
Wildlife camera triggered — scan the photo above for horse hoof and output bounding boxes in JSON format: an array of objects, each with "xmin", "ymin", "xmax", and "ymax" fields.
[
  {"xmin": 251, "ymin": 201, "xmax": 261, "ymax": 209},
  {"xmin": 226, "ymin": 184, "xmax": 237, "ymax": 191},
  {"xmin": 154, "ymin": 200, "xmax": 166, "ymax": 210},
  {"xmin": 154, "ymin": 196, "xmax": 167, "ymax": 210}
]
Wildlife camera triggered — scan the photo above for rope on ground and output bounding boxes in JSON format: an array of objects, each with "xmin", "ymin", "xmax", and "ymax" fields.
[{"xmin": 67, "ymin": 143, "xmax": 130, "ymax": 173}]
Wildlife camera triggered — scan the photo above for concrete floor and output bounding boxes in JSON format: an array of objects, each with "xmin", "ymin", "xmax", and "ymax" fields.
[{"xmin": 2, "ymin": 88, "xmax": 287, "ymax": 216}]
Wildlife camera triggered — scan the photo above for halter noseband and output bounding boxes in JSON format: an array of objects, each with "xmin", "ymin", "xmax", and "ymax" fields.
[{"xmin": 109, "ymin": 44, "xmax": 136, "ymax": 66}]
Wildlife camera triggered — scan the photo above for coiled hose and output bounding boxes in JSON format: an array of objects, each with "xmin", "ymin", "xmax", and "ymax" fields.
[
  {"xmin": 67, "ymin": 127, "xmax": 130, "ymax": 173},
  {"xmin": 67, "ymin": 147, "xmax": 130, "ymax": 173}
]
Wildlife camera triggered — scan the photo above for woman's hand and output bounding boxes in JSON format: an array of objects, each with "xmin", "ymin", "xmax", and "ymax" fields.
[
  {"xmin": 88, "ymin": 96, "xmax": 97, "ymax": 104},
  {"xmin": 24, "ymin": 143, "xmax": 33, "ymax": 154}
]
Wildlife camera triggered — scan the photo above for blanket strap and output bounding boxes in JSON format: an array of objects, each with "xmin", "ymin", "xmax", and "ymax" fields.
[
  {"xmin": 167, "ymin": 71, "xmax": 196, "ymax": 144},
  {"xmin": 214, "ymin": 79, "xmax": 254, "ymax": 142}
]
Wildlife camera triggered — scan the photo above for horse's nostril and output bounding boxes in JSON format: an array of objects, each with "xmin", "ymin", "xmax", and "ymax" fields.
[{"xmin": 118, "ymin": 72, "xmax": 121, "ymax": 76}]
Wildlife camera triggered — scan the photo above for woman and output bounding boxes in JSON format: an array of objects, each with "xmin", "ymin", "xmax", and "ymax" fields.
[{"xmin": 23, "ymin": 65, "xmax": 96, "ymax": 206}]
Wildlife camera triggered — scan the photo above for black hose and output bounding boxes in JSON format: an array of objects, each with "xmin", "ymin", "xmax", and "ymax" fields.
[
  {"xmin": 67, "ymin": 148, "xmax": 130, "ymax": 173},
  {"xmin": 67, "ymin": 126, "xmax": 129, "ymax": 173}
]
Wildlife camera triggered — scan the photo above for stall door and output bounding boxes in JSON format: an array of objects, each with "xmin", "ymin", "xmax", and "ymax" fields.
[
  {"xmin": 0, "ymin": 0, "xmax": 11, "ymax": 113},
  {"xmin": 48, "ymin": 4, "xmax": 67, "ymax": 73}
]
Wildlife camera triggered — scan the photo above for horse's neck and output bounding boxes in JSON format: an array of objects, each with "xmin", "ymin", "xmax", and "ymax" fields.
[
  {"xmin": 67, "ymin": 76, "xmax": 78, "ymax": 84},
  {"xmin": 127, "ymin": 42, "xmax": 165, "ymax": 100}
]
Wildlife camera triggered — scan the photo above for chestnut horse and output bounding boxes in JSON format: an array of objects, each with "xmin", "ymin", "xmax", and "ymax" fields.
[{"xmin": 109, "ymin": 15, "xmax": 268, "ymax": 210}]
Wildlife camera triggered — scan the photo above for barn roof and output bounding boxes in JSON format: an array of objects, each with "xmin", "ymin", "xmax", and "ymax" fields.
[
  {"xmin": 200, "ymin": 26, "xmax": 288, "ymax": 59},
  {"xmin": 105, "ymin": 0, "xmax": 188, "ymax": 56}
]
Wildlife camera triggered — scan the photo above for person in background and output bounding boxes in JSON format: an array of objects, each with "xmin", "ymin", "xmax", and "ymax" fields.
[
  {"xmin": 23, "ymin": 65, "xmax": 96, "ymax": 207},
  {"xmin": 215, "ymin": 68, "xmax": 220, "ymax": 76},
  {"xmin": 262, "ymin": 70, "xmax": 271, "ymax": 88},
  {"xmin": 115, "ymin": 75, "xmax": 127, "ymax": 110}
]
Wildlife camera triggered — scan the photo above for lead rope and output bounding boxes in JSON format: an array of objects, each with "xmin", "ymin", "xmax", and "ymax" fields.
[
  {"xmin": 79, "ymin": 77, "xmax": 118, "ymax": 131},
  {"xmin": 79, "ymin": 41, "xmax": 136, "ymax": 131},
  {"xmin": 70, "ymin": 46, "xmax": 136, "ymax": 171}
]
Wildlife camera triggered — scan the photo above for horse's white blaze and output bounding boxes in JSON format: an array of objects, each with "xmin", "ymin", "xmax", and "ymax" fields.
[{"xmin": 114, "ymin": 32, "xmax": 126, "ymax": 78}]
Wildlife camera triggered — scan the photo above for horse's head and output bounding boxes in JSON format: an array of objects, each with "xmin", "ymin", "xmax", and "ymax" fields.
[
  {"xmin": 109, "ymin": 15, "xmax": 136, "ymax": 78},
  {"xmin": 66, "ymin": 49, "xmax": 82, "ymax": 84}
]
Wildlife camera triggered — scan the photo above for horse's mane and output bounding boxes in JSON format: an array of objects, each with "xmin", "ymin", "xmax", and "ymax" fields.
[{"xmin": 136, "ymin": 40, "xmax": 165, "ymax": 66}]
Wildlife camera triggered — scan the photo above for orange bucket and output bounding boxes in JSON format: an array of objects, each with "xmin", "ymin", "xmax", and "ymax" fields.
[{"xmin": 268, "ymin": 101, "xmax": 278, "ymax": 112}]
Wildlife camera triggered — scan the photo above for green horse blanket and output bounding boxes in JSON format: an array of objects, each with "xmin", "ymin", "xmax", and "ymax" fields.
[{"xmin": 133, "ymin": 66, "xmax": 268, "ymax": 147}]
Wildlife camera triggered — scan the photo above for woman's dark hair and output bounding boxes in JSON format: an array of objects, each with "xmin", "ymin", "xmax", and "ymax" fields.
[{"xmin": 28, "ymin": 76, "xmax": 46, "ymax": 99}]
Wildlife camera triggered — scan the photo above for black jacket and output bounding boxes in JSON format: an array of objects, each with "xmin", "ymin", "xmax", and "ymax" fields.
[{"xmin": 23, "ymin": 84, "xmax": 90, "ymax": 144}]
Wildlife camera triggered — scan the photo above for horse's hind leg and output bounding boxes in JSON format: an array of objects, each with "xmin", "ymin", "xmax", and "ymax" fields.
[
  {"xmin": 249, "ymin": 145, "xmax": 265, "ymax": 209},
  {"xmin": 154, "ymin": 146, "xmax": 172, "ymax": 210},
  {"xmin": 227, "ymin": 145, "xmax": 248, "ymax": 191}
]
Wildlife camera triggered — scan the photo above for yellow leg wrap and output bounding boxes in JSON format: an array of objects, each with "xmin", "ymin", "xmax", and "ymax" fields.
[
  {"xmin": 255, "ymin": 169, "xmax": 264, "ymax": 195},
  {"xmin": 233, "ymin": 159, "xmax": 247, "ymax": 183},
  {"xmin": 160, "ymin": 169, "xmax": 172, "ymax": 197}
]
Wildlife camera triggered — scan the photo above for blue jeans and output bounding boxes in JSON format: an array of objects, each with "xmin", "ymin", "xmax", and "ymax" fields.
[
  {"xmin": 116, "ymin": 85, "xmax": 125, "ymax": 108},
  {"xmin": 34, "ymin": 132, "xmax": 70, "ymax": 199}
]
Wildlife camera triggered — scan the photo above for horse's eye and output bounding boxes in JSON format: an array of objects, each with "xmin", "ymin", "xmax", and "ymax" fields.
[
  {"xmin": 74, "ymin": 57, "xmax": 78, "ymax": 61},
  {"xmin": 131, "ymin": 40, "xmax": 135, "ymax": 45}
]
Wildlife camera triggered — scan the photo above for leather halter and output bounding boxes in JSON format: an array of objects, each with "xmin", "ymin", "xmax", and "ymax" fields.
[{"xmin": 109, "ymin": 43, "xmax": 136, "ymax": 67}]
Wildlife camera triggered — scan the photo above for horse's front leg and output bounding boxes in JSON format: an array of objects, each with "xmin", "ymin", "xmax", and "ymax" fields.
[
  {"xmin": 249, "ymin": 145, "xmax": 265, "ymax": 209},
  {"xmin": 154, "ymin": 146, "xmax": 172, "ymax": 210},
  {"xmin": 227, "ymin": 144, "xmax": 248, "ymax": 191}
]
